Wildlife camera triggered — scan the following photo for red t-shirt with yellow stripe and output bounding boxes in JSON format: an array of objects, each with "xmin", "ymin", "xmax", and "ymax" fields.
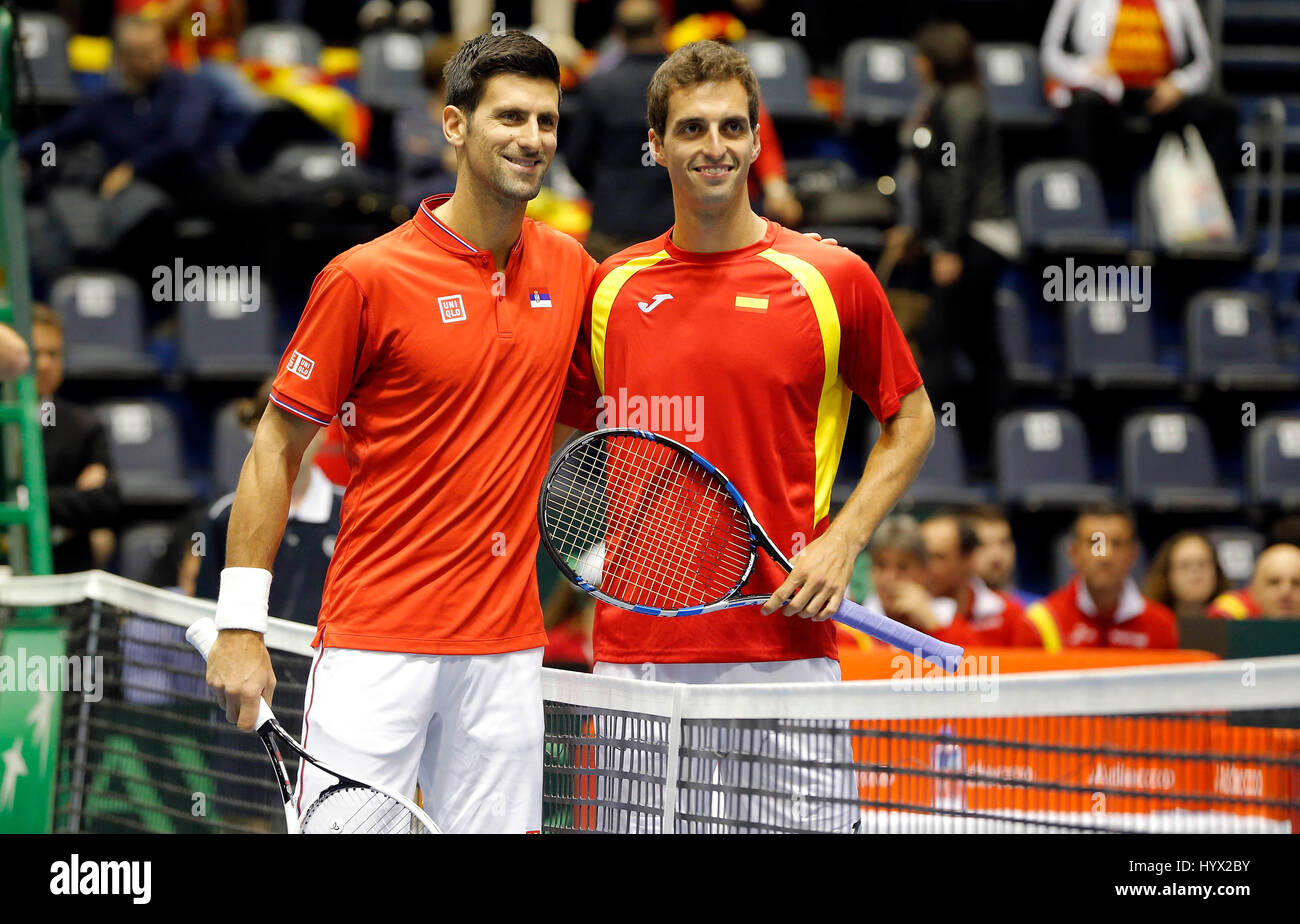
[{"xmin": 559, "ymin": 221, "xmax": 923, "ymax": 664}]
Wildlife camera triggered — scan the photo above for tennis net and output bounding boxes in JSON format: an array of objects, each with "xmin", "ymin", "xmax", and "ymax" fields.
[{"xmin": 1, "ymin": 572, "xmax": 1297, "ymax": 834}]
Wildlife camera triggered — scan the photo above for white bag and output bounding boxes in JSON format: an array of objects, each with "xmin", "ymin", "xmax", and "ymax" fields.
[{"xmin": 1150, "ymin": 125, "xmax": 1236, "ymax": 246}]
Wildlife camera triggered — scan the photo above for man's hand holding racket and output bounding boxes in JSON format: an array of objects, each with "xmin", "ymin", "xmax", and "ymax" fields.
[
  {"xmin": 761, "ymin": 529, "xmax": 858, "ymax": 621},
  {"xmin": 207, "ymin": 629, "xmax": 277, "ymax": 731}
]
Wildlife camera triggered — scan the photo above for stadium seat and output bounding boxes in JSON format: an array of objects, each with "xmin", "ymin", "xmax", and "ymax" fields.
[
  {"xmin": 995, "ymin": 408, "xmax": 1113, "ymax": 509},
  {"xmin": 94, "ymin": 401, "xmax": 196, "ymax": 506},
  {"xmin": 1120, "ymin": 410, "xmax": 1242, "ymax": 511},
  {"xmin": 14, "ymin": 11, "xmax": 78, "ymax": 105},
  {"xmin": 739, "ymin": 37, "xmax": 822, "ymax": 122},
  {"xmin": 211, "ymin": 400, "xmax": 254, "ymax": 497},
  {"xmin": 238, "ymin": 22, "xmax": 323, "ymax": 68},
  {"xmin": 178, "ymin": 285, "xmax": 280, "ymax": 381},
  {"xmin": 117, "ymin": 522, "xmax": 175, "ymax": 585},
  {"xmin": 358, "ymin": 30, "xmax": 428, "ymax": 111},
  {"xmin": 842, "ymin": 40, "xmax": 919, "ymax": 126},
  {"xmin": 1186, "ymin": 290, "xmax": 1300, "ymax": 390},
  {"xmin": 1015, "ymin": 161, "xmax": 1128, "ymax": 255},
  {"xmin": 1203, "ymin": 527, "xmax": 1266, "ymax": 587},
  {"xmin": 853, "ymin": 418, "xmax": 990, "ymax": 506},
  {"xmin": 976, "ymin": 43, "xmax": 1054, "ymax": 127},
  {"xmin": 1064, "ymin": 298, "xmax": 1179, "ymax": 388},
  {"xmin": 48, "ymin": 271, "xmax": 161, "ymax": 379},
  {"xmin": 1247, "ymin": 414, "xmax": 1300, "ymax": 509},
  {"xmin": 995, "ymin": 288, "xmax": 1055, "ymax": 386}
]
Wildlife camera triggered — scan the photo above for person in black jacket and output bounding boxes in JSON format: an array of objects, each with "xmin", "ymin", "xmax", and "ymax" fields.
[
  {"xmin": 887, "ymin": 22, "xmax": 1011, "ymax": 472},
  {"xmin": 561, "ymin": 0, "xmax": 674, "ymax": 262},
  {"xmin": 33, "ymin": 305, "xmax": 122, "ymax": 573}
]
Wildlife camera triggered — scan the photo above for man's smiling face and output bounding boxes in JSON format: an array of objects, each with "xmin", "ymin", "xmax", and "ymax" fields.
[
  {"xmin": 456, "ymin": 73, "xmax": 559, "ymax": 203},
  {"xmin": 651, "ymin": 79, "xmax": 759, "ymax": 211}
]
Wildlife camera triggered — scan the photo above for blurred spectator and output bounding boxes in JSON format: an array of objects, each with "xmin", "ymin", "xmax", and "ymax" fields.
[
  {"xmin": 889, "ymin": 22, "xmax": 1009, "ymax": 469},
  {"xmin": 33, "ymin": 305, "xmax": 122, "ymax": 573},
  {"xmin": 862, "ymin": 514, "xmax": 941, "ymax": 637},
  {"xmin": 1028, "ymin": 503, "xmax": 1178, "ymax": 649},
  {"xmin": 1041, "ymin": 0, "xmax": 1238, "ymax": 187},
  {"xmin": 969, "ymin": 504, "xmax": 1031, "ymax": 607},
  {"xmin": 1142, "ymin": 530, "xmax": 1228, "ymax": 620},
  {"xmin": 193, "ymin": 377, "xmax": 341, "ymax": 625},
  {"xmin": 919, "ymin": 512, "xmax": 1043, "ymax": 647},
  {"xmin": 0, "ymin": 325, "xmax": 30, "ymax": 380},
  {"xmin": 563, "ymin": 0, "xmax": 673, "ymax": 262},
  {"xmin": 541, "ymin": 578, "xmax": 595, "ymax": 670},
  {"xmin": 394, "ymin": 37, "xmax": 460, "ymax": 210},
  {"xmin": 1207, "ymin": 544, "xmax": 1300, "ymax": 621}
]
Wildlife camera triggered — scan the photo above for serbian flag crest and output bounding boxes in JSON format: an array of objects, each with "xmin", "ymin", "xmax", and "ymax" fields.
[{"xmin": 529, "ymin": 288, "xmax": 552, "ymax": 308}]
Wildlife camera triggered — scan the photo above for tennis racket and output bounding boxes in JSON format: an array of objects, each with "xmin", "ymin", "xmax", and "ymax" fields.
[
  {"xmin": 538, "ymin": 428, "xmax": 963, "ymax": 672},
  {"xmin": 186, "ymin": 618, "xmax": 441, "ymax": 834}
]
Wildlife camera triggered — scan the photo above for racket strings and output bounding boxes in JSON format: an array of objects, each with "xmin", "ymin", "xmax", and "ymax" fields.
[
  {"xmin": 301, "ymin": 785, "xmax": 432, "ymax": 834},
  {"xmin": 544, "ymin": 435, "xmax": 753, "ymax": 609}
]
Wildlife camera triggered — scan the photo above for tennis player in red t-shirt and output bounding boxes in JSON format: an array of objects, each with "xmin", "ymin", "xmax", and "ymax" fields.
[
  {"xmin": 559, "ymin": 41, "xmax": 936, "ymax": 831},
  {"xmin": 203, "ymin": 32, "xmax": 596, "ymax": 833}
]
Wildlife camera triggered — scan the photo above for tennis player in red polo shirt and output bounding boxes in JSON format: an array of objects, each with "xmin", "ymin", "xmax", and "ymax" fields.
[
  {"xmin": 559, "ymin": 41, "xmax": 935, "ymax": 831},
  {"xmin": 203, "ymin": 32, "xmax": 595, "ymax": 833}
]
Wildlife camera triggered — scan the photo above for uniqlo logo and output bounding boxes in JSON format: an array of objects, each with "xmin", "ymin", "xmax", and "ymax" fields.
[
  {"xmin": 287, "ymin": 351, "xmax": 314, "ymax": 380},
  {"xmin": 439, "ymin": 294, "xmax": 467, "ymax": 323}
]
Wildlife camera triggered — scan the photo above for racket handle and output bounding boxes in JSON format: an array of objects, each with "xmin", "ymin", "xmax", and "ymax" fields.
[
  {"xmin": 832, "ymin": 599, "xmax": 965, "ymax": 673},
  {"xmin": 186, "ymin": 617, "xmax": 276, "ymax": 729}
]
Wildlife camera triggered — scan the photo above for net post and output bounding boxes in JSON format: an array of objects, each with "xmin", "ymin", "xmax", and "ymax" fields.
[{"xmin": 662, "ymin": 683, "xmax": 687, "ymax": 833}]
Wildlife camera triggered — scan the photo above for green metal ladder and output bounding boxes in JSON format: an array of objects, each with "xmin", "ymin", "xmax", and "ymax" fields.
[{"xmin": 0, "ymin": 5, "xmax": 61, "ymax": 835}]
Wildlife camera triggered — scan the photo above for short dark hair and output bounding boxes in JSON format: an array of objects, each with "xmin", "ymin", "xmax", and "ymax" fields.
[
  {"xmin": 927, "ymin": 510, "xmax": 980, "ymax": 558},
  {"xmin": 647, "ymin": 40, "xmax": 760, "ymax": 141},
  {"xmin": 32, "ymin": 303, "xmax": 62, "ymax": 334},
  {"xmin": 1073, "ymin": 502, "xmax": 1136, "ymax": 535},
  {"xmin": 914, "ymin": 21, "xmax": 979, "ymax": 87},
  {"xmin": 443, "ymin": 31, "xmax": 561, "ymax": 117},
  {"xmin": 968, "ymin": 504, "xmax": 1009, "ymax": 525}
]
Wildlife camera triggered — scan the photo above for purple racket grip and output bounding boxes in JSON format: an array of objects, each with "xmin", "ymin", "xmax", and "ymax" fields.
[{"xmin": 833, "ymin": 598, "xmax": 965, "ymax": 673}]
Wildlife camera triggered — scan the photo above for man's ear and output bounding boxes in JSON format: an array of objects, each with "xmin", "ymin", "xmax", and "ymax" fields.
[
  {"xmin": 443, "ymin": 104, "xmax": 468, "ymax": 149},
  {"xmin": 648, "ymin": 129, "xmax": 667, "ymax": 168},
  {"xmin": 751, "ymin": 123, "xmax": 762, "ymax": 163}
]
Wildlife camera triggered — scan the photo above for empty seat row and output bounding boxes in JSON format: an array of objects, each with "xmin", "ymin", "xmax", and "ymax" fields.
[{"xmin": 997, "ymin": 287, "xmax": 1300, "ymax": 390}]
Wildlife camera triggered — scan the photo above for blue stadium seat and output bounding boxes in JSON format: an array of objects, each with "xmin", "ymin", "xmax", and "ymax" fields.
[
  {"xmin": 1186, "ymin": 290, "xmax": 1300, "ymax": 390},
  {"xmin": 1248, "ymin": 414, "xmax": 1300, "ymax": 509},
  {"xmin": 1065, "ymin": 298, "xmax": 1179, "ymax": 388},
  {"xmin": 49, "ymin": 271, "xmax": 161, "ymax": 379},
  {"xmin": 739, "ymin": 37, "xmax": 821, "ymax": 122},
  {"xmin": 94, "ymin": 401, "xmax": 196, "ymax": 506},
  {"xmin": 14, "ymin": 11, "xmax": 78, "ymax": 105},
  {"xmin": 178, "ymin": 285, "xmax": 279, "ymax": 380},
  {"xmin": 117, "ymin": 522, "xmax": 175, "ymax": 585},
  {"xmin": 358, "ymin": 30, "xmax": 428, "ymax": 111},
  {"xmin": 1015, "ymin": 161, "xmax": 1128, "ymax": 255},
  {"xmin": 976, "ymin": 43, "xmax": 1053, "ymax": 127},
  {"xmin": 995, "ymin": 288, "xmax": 1055, "ymax": 386},
  {"xmin": 1203, "ymin": 527, "xmax": 1266, "ymax": 587},
  {"xmin": 842, "ymin": 40, "xmax": 919, "ymax": 126},
  {"xmin": 238, "ymin": 22, "xmax": 323, "ymax": 67},
  {"xmin": 1120, "ymin": 410, "xmax": 1241, "ymax": 511},
  {"xmin": 995, "ymin": 408, "xmax": 1113, "ymax": 509},
  {"xmin": 211, "ymin": 400, "xmax": 254, "ymax": 497}
]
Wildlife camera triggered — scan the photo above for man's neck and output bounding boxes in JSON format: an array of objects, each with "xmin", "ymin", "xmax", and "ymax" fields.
[
  {"xmin": 434, "ymin": 180, "xmax": 527, "ymax": 270},
  {"xmin": 1085, "ymin": 579, "xmax": 1121, "ymax": 616},
  {"xmin": 670, "ymin": 196, "xmax": 767, "ymax": 254}
]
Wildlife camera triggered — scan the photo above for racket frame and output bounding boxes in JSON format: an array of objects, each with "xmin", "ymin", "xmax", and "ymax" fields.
[{"xmin": 539, "ymin": 427, "xmax": 801, "ymax": 617}]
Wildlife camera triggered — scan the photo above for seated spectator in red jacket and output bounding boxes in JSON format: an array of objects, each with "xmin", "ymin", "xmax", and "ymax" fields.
[
  {"xmin": 919, "ymin": 512, "xmax": 1043, "ymax": 648},
  {"xmin": 1028, "ymin": 503, "xmax": 1178, "ymax": 649},
  {"xmin": 1208, "ymin": 544, "xmax": 1300, "ymax": 620},
  {"xmin": 969, "ymin": 505, "xmax": 1033, "ymax": 608},
  {"xmin": 1143, "ymin": 530, "xmax": 1229, "ymax": 620}
]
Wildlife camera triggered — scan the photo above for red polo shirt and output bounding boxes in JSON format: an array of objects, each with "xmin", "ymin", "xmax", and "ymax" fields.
[
  {"xmin": 1027, "ymin": 576, "xmax": 1179, "ymax": 650},
  {"xmin": 271, "ymin": 194, "xmax": 595, "ymax": 654}
]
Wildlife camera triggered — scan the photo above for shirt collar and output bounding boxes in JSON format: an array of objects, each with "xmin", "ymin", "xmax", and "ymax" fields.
[
  {"xmin": 660, "ymin": 219, "xmax": 780, "ymax": 265},
  {"xmin": 1074, "ymin": 575, "xmax": 1146, "ymax": 624},
  {"xmin": 288, "ymin": 466, "xmax": 336, "ymax": 524},
  {"xmin": 968, "ymin": 577, "xmax": 1008, "ymax": 620},
  {"xmin": 415, "ymin": 193, "xmax": 526, "ymax": 260}
]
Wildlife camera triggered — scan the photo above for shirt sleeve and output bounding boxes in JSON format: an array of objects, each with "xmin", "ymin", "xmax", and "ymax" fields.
[
  {"xmin": 837, "ymin": 258, "xmax": 924, "ymax": 423},
  {"xmin": 270, "ymin": 264, "xmax": 371, "ymax": 426},
  {"xmin": 557, "ymin": 261, "xmax": 601, "ymax": 431}
]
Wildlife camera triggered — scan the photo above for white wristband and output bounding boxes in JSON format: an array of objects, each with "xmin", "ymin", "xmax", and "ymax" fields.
[{"xmin": 215, "ymin": 567, "xmax": 273, "ymax": 634}]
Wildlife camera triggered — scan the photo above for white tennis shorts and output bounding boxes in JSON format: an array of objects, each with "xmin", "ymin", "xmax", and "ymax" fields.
[
  {"xmin": 593, "ymin": 658, "xmax": 860, "ymax": 833},
  {"xmin": 295, "ymin": 645, "xmax": 544, "ymax": 834}
]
